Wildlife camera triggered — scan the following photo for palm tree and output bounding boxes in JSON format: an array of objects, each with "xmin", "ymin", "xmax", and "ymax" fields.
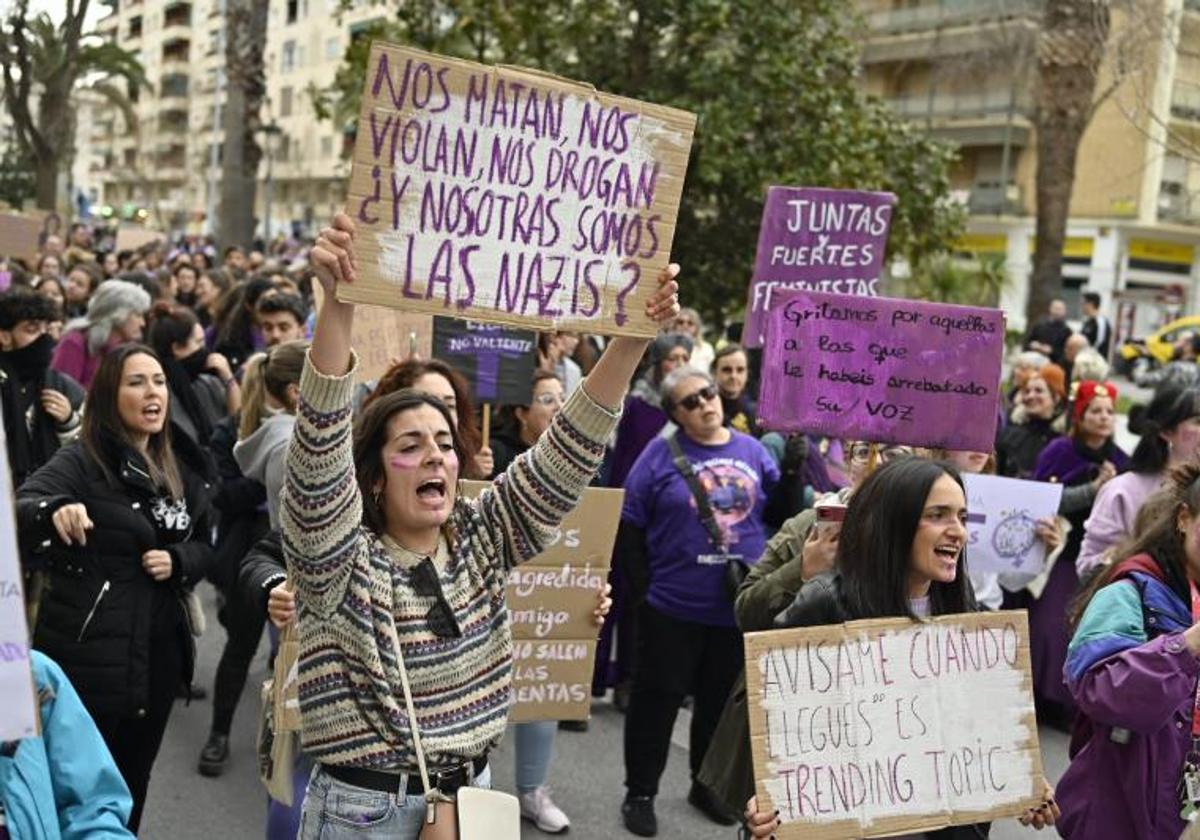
[{"xmin": 0, "ymin": 0, "xmax": 145, "ymax": 212}]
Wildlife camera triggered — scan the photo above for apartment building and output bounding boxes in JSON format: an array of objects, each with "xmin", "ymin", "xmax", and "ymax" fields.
[
  {"xmin": 259, "ymin": 0, "xmax": 400, "ymax": 239},
  {"xmin": 861, "ymin": 0, "xmax": 1200, "ymax": 336},
  {"xmin": 90, "ymin": 0, "xmax": 398, "ymax": 238}
]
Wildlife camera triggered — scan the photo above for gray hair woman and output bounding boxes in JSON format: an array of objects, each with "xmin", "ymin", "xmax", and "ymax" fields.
[
  {"xmin": 618, "ymin": 363, "xmax": 780, "ymax": 834},
  {"xmin": 674, "ymin": 307, "xmax": 714, "ymax": 372},
  {"xmin": 50, "ymin": 279, "xmax": 151, "ymax": 389}
]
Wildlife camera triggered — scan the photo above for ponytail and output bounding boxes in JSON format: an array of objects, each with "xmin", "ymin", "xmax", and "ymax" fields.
[
  {"xmin": 238, "ymin": 340, "xmax": 309, "ymax": 440},
  {"xmin": 238, "ymin": 353, "xmax": 269, "ymax": 441}
]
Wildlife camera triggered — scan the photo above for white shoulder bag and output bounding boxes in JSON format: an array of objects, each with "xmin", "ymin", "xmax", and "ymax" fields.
[{"xmin": 395, "ymin": 638, "xmax": 520, "ymax": 840}]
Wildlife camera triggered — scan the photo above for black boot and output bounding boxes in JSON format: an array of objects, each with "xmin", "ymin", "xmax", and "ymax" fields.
[{"xmin": 197, "ymin": 732, "xmax": 230, "ymax": 777}]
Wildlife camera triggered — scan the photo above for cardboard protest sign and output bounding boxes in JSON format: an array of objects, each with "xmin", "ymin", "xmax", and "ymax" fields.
[
  {"xmin": 0, "ymin": 420, "xmax": 39, "ymax": 741},
  {"xmin": 745, "ymin": 611, "xmax": 1043, "ymax": 839},
  {"xmin": 312, "ymin": 281, "xmax": 433, "ymax": 384},
  {"xmin": 432, "ymin": 317, "xmax": 536, "ymax": 405},
  {"xmin": 115, "ymin": 226, "xmax": 165, "ymax": 253},
  {"xmin": 963, "ymin": 474, "xmax": 1063, "ymax": 577},
  {"xmin": 0, "ymin": 213, "xmax": 43, "ymax": 265},
  {"xmin": 744, "ymin": 187, "xmax": 896, "ymax": 347},
  {"xmin": 757, "ymin": 291, "xmax": 1004, "ymax": 451},
  {"xmin": 461, "ymin": 480, "xmax": 624, "ymax": 721},
  {"xmin": 340, "ymin": 42, "xmax": 696, "ymax": 337}
]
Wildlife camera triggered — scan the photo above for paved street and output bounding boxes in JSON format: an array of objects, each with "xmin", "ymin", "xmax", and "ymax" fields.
[{"xmin": 138, "ymin": 587, "xmax": 1070, "ymax": 840}]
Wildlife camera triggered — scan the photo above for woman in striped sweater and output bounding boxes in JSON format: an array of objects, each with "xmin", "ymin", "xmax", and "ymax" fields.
[{"xmin": 288, "ymin": 213, "xmax": 682, "ymax": 839}]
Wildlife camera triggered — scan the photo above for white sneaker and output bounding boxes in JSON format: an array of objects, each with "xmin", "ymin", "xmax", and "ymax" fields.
[{"xmin": 519, "ymin": 786, "xmax": 571, "ymax": 833}]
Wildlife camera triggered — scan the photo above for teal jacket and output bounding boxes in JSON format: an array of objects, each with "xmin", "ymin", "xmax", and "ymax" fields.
[{"xmin": 0, "ymin": 651, "xmax": 132, "ymax": 839}]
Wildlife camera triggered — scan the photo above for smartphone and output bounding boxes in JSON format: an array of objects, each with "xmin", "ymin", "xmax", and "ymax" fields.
[{"xmin": 816, "ymin": 504, "xmax": 847, "ymax": 523}]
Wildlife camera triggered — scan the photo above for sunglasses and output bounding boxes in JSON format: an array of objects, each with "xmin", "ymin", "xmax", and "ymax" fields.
[
  {"xmin": 678, "ymin": 384, "xmax": 719, "ymax": 412},
  {"xmin": 409, "ymin": 557, "xmax": 462, "ymax": 640}
]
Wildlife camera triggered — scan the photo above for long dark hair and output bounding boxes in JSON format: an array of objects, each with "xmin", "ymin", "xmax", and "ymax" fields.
[
  {"xmin": 838, "ymin": 458, "xmax": 973, "ymax": 620},
  {"xmin": 352, "ymin": 389, "xmax": 470, "ymax": 537},
  {"xmin": 1127, "ymin": 384, "xmax": 1200, "ymax": 475},
  {"xmin": 81, "ymin": 344, "xmax": 183, "ymax": 498},
  {"xmin": 1070, "ymin": 463, "xmax": 1200, "ymax": 628},
  {"xmin": 365, "ymin": 358, "xmax": 482, "ymax": 477}
]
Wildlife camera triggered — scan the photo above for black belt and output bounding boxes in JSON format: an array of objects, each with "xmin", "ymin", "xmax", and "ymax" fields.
[{"xmin": 321, "ymin": 754, "xmax": 488, "ymax": 796}]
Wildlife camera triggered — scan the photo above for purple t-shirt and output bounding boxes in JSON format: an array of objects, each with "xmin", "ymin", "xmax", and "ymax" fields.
[{"xmin": 623, "ymin": 431, "xmax": 780, "ymax": 627}]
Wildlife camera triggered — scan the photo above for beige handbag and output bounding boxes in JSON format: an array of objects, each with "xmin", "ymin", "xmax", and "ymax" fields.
[
  {"xmin": 394, "ymin": 633, "xmax": 519, "ymax": 840},
  {"xmin": 257, "ymin": 617, "xmax": 301, "ymax": 805}
]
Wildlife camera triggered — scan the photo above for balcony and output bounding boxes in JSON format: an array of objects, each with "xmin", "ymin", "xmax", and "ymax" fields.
[
  {"xmin": 1173, "ymin": 84, "xmax": 1200, "ymax": 124},
  {"xmin": 968, "ymin": 182, "xmax": 1025, "ymax": 215},
  {"xmin": 864, "ymin": 0, "xmax": 1041, "ymax": 63},
  {"xmin": 867, "ymin": 0, "xmax": 1044, "ymax": 34},
  {"xmin": 885, "ymin": 90, "xmax": 1034, "ymax": 146},
  {"xmin": 164, "ymin": 0, "xmax": 192, "ymax": 27},
  {"xmin": 158, "ymin": 113, "xmax": 189, "ymax": 134}
]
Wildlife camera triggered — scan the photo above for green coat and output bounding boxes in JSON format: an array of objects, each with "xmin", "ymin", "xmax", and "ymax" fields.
[{"xmin": 696, "ymin": 506, "xmax": 818, "ymax": 812}]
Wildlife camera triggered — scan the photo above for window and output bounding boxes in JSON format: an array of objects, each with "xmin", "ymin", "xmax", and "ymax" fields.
[
  {"xmin": 321, "ymin": 136, "xmax": 333, "ymax": 158},
  {"xmin": 128, "ymin": 16, "xmax": 142, "ymax": 38},
  {"xmin": 281, "ymin": 40, "xmax": 296, "ymax": 72},
  {"xmin": 325, "ymin": 36, "xmax": 340, "ymax": 60},
  {"xmin": 280, "ymin": 86, "xmax": 293, "ymax": 117},
  {"xmin": 286, "ymin": 0, "xmax": 299, "ymax": 23},
  {"xmin": 276, "ymin": 134, "xmax": 290, "ymax": 163}
]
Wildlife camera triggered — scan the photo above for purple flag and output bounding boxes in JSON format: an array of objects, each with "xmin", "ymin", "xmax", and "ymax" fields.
[
  {"xmin": 743, "ymin": 186, "xmax": 896, "ymax": 348},
  {"xmin": 757, "ymin": 291, "xmax": 1004, "ymax": 451}
]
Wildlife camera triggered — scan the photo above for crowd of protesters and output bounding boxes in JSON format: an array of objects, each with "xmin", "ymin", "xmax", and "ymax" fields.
[{"xmin": 0, "ymin": 215, "xmax": 1197, "ymax": 840}]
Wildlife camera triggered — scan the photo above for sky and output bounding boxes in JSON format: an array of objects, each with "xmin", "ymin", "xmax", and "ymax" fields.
[{"xmin": 2, "ymin": 0, "xmax": 105, "ymax": 28}]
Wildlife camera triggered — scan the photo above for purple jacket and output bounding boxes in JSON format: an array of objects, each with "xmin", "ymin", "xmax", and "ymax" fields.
[
  {"xmin": 608, "ymin": 394, "xmax": 669, "ymax": 489},
  {"xmin": 1057, "ymin": 564, "xmax": 1199, "ymax": 839}
]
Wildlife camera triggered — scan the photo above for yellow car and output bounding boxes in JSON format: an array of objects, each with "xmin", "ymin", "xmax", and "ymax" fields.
[{"xmin": 1119, "ymin": 315, "xmax": 1200, "ymax": 368}]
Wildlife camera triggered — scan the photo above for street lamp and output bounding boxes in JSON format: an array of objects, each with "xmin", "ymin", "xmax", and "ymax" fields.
[{"xmin": 258, "ymin": 121, "xmax": 282, "ymax": 246}]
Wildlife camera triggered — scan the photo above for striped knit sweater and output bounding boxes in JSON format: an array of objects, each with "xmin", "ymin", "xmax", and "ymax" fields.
[{"xmin": 280, "ymin": 352, "xmax": 618, "ymax": 770}]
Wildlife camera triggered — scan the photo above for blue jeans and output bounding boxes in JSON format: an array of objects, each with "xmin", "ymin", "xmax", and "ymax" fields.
[
  {"xmin": 513, "ymin": 721, "xmax": 556, "ymax": 794},
  {"xmin": 298, "ymin": 762, "xmax": 492, "ymax": 840}
]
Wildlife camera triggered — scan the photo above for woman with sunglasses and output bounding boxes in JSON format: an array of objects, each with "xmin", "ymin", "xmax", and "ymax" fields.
[
  {"xmin": 618, "ymin": 365, "xmax": 779, "ymax": 836},
  {"xmin": 287, "ymin": 212, "xmax": 681, "ymax": 839}
]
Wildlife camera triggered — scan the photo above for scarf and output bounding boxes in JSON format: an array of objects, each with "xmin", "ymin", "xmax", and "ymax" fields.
[
  {"xmin": 163, "ymin": 351, "xmax": 213, "ymax": 444},
  {"xmin": 0, "ymin": 335, "xmax": 56, "ymax": 483}
]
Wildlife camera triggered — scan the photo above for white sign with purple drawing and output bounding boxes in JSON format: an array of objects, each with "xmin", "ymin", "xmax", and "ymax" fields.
[{"xmin": 963, "ymin": 474, "xmax": 1063, "ymax": 577}]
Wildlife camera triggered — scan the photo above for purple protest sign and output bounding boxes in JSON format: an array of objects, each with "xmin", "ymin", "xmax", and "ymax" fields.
[
  {"xmin": 743, "ymin": 186, "xmax": 896, "ymax": 348},
  {"xmin": 757, "ymin": 291, "xmax": 1004, "ymax": 451}
]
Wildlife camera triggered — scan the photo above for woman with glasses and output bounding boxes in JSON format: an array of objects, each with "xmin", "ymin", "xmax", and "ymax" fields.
[
  {"xmin": 286, "ymin": 213, "xmax": 681, "ymax": 839},
  {"xmin": 489, "ymin": 371, "xmax": 565, "ymax": 477},
  {"xmin": 617, "ymin": 365, "xmax": 779, "ymax": 836}
]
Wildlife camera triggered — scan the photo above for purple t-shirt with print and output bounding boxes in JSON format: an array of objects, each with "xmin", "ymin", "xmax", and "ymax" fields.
[{"xmin": 622, "ymin": 431, "xmax": 780, "ymax": 627}]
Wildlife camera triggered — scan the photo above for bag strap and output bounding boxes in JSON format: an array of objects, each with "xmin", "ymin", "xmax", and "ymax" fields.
[
  {"xmin": 394, "ymin": 586, "xmax": 454, "ymax": 818},
  {"xmin": 666, "ymin": 431, "xmax": 724, "ymax": 551}
]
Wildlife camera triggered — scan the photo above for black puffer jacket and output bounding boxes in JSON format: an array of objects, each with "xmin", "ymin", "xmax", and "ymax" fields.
[{"xmin": 17, "ymin": 434, "xmax": 214, "ymax": 718}]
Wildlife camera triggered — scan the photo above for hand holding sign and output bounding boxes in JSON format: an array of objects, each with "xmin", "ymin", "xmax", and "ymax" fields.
[{"xmin": 311, "ymin": 212, "xmax": 360, "ymax": 292}]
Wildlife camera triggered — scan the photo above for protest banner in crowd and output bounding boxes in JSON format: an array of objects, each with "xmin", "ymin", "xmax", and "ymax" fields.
[
  {"xmin": 462, "ymin": 481, "xmax": 624, "ymax": 721},
  {"xmin": 963, "ymin": 474, "xmax": 1064, "ymax": 579},
  {"xmin": 757, "ymin": 291, "xmax": 1004, "ymax": 451},
  {"xmin": 115, "ymin": 225, "xmax": 166, "ymax": 254},
  {"xmin": 312, "ymin": 281, "xmax": 433, "ymax": 383},
  {"xmin": 340, "ymin": 42, "xmax": 696, "ymax": 337},
  {"xmin": 745, "ymin": 611, "xmax": 1043, "ymax": 839},
  {"xmin": 432, "ymin": 317, "xmax": 537, "ymax": 405},
  {"xmin": 743, "ymin": 186, "xmax": 896, "ymax": 347},
  {"xmin": 0, "ymin": 423, "xmax": 38, "ymax": 741},
  {"xmin": 0, "ymin": 212, "xmax": 42, "ymax": 265}
]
